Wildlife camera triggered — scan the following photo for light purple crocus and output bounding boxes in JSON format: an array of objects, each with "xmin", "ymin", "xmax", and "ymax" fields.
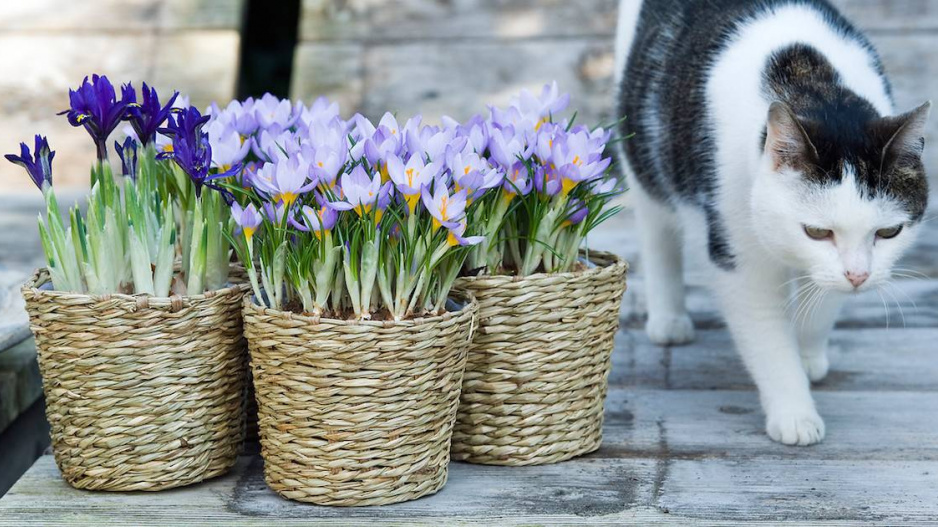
[
  {"xmin": 340, "ymin": 165, "xmax": 382, "ymax": 218},
  {"xmin": 564, "ymin": 199, "xmax": 589, "ymax": 226},
  {"xmin": 254, "ymin": 93, "xmax": 300, "ymax": 130},
  {"xmin": 387, "ymin": 153, "xmax": 441, "ymax": 213},
  {"xmin": 422, "ymin": 180, "xmax": 468, "ymax": 231},
  {"xmin": 232, "ymin": 202, "xmax": 263, "ymax": 241},
  {"xmin": 206, "ymin": 119, "xmax": 251, "ymax": 170},
  {"xmin": 252, "ymin": 156, "xmax": 317, "ymax": 206},
  {"xmin": 294, "ymin": 204, "xmax": 338, "ymax": 238},
  {"xmin": 445, "ymin": 220, "xmax": 484, "ymax": 247}
]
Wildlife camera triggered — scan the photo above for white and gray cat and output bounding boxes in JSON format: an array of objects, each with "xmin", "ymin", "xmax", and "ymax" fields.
[{"xmin": 615, "ymin": 0, "xmax": 930, "ymax": 445}]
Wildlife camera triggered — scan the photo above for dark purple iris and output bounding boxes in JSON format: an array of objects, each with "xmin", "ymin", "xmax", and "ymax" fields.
[
  {"xmin": 123, "ymin": 82, "xmax": 179, "ymax": 147},
  {"xmin": 157, "ymin": 106, "xmax": 239, "ymax": 201},
  {"xmin": 58, "ymin": 74, "xmax": 132, "ymax": 160},
  {"xmin": 5, "ymin": 135, "xmax": 54, "ymax": 191},
  {"xmin": 114, "ymin": 137, "xmax": 138, "ymax": 180}
]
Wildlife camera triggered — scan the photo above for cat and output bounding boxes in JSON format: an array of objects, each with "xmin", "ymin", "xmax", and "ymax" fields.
[{"xmin": 614, "ymin": 0, "xmax": 930, "ymax": 446}]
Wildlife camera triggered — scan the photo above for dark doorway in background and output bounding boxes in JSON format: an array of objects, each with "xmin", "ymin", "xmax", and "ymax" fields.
[{"xmin": 237, "ymin": 0, "xmax": 301, "ymax": 100}]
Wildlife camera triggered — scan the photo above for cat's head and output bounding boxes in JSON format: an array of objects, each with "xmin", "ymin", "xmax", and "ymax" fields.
[{"xmin": 751, "ymin": 101, "xmax": 930, "ymax": 293}]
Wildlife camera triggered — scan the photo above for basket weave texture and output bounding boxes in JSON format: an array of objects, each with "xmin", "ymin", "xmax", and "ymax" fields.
[
  {"xmin": 243, "ymin": 295, "xmax": 478, "ymax": 506},
  {"xmin": 451, "ymin": 252, "xmax": 627, "ymax": 466},
  {"xmin": 21, "ymin": 268, "xmax": 249, "ymax": 491}
]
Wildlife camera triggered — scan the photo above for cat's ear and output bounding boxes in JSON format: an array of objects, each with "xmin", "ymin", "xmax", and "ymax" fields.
[
  {"xmin": 879, "ymin": 101, "xmax": 931, "ymax": 165},
  {"xmin": 764, "ymin": 102, "xmax": 819, "ymax": 171}
]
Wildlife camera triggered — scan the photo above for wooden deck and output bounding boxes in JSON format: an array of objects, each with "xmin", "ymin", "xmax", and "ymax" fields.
[{"xmin": 0, "ymin": 199, "xmax": 936, "ymax": 525}]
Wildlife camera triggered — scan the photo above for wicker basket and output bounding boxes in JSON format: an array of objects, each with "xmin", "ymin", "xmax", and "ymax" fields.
[
  {"xmin": 243, "ymin": 294, "xmax": 478, "ymax": 506},
  {"xmin": 21, "ymin": 268, "xmax": 249, "ymax": 491},
  {"xmin": 451, "ymin": 251, "xmax": 627, "ymax": 466}
]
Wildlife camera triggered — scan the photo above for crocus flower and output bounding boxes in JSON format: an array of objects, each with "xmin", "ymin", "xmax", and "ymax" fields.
[
  {"xmin": 445, "ymin": 220, "xmax": 484, "ymax": 247},
  {"xmin": 293, "ymin": 204, "xmax": 338, "ymax": 239},
  {"xmin": 114, "ymin": 136, "xmax": 138, "ymax": 180},
  {"xmin": 301, "ymin": 143, "xmax": 346, "ymax": 188},
  {"xmin": 502, "ymin": 160, "xmax": 533, "ymax": 203},
  {"xmin": 533, "ymin": 165, "xmax": 562, "ymax": 196},
  {"xmin": 59, "ymin": 74, "xmax": 133, "ymax": 160},
  {"xmin": 123, "ymin": 82, "xmax": 179, "ymax": 146},
  {"xmin": 564, "ymin": 199, "xmax": 589, "ymax": 226},
  {"xmin": 387, "ymin": 154, "xmax": 441, "ymax": 213},
  {"xmin": 263, "ymin": 202, "xmax": 287, "ymax": 224},
  {"xmin": 447, "ymin": 149, "xmax": 502, "ymax": 201},
  {"xmin": 489, "ymin": 125, "xmax": 533, "ymax": 170},
  {"xmin": 5, "ymin": 135, "xmax": 54, "ymax": 191},
  {"xmin": 232, "ymin": 202, "xmax": 263, "ymax": 241},
  {"xmin": 254, "ymin": 93, "xmax": 300, "ymax": 130},
  {"xmin": 514, "ymin": 81, "xmax": 570, "ymax": 128},
  {"xmin": 422, "ymin": 181, "xmax": 468, "ymax": 231},
  {"xmin": 552, "ymin": 131, "xmax": 612, "ymax": 196},
  {"xmin": 206, "ymin": 119, "xmax": 250, "ymax": 171},
  {"xmin": 251, "ymin": 156, "xmax": 317, "ymax": 206},
  {"xmin": 340, "ymin": 165, "xmax": 383, "ymax": 217}
]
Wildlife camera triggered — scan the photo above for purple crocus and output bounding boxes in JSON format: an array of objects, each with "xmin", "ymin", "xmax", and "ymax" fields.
[
  {"xmin": 59, "ymin": 75, "xmax": 132, "ymax": 160},
  {"xmin": 5, "ymin": 135, "xmax": 54, "ymax": 191},
  {"xmin": 387, "ymin": 153, "xmax": 441, "ymax": 213},
  {"xmin": 123, "ymin": 82, "xmax": 179, "ymax": 147},
  {"xmin": 114, "ymin": 136, "xmax": 138, "ymax": 180},
  {"xmin": 231, "ymin": 202, "xmax": 263, "ymax": 241},
  {"xmin": 251, "ymin": 156, "xmax": 317, "ymax": 206},
  {"xmin": 340, "ymin": 165, "xmax": 383, "ymax": 218},
  {"xmin": 293, "ymin": 205, "xmax": 338, "ymax": 239},
  {"xmin": 422, "ymin": 180, "xmax": 468, "ymax": 231},
  {"xmin": 445, "ymin": 220, "xmax": 484, "ymax": 247},
  {"xmin": 564, "ymin": 199, "xmax": 589, "ymax": 226}
]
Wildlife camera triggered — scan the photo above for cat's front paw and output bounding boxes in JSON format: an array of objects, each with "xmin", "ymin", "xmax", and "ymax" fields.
[
  {"xmin": 801, "ymin": 352, "xmax": 830, "ymax": 383},
  {"xmin": 646, "ymin": 313, "xmax": 696, "ymax": 345},
  {"xmin": 766, "ymin": 406, "xmax": 826, "ymax": 446}
]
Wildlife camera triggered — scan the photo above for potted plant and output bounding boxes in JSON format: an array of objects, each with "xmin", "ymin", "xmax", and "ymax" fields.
[
  {"xmin": 451, "ymin": 83, "xmax": 628, "ymax": 466},
  {"xmin": 13, "ymin": 75, "xmax": 249, "ymax": 491},
  {"xmin": 226, "ymin": 97, "xmax": 481, "ymax": 506}
]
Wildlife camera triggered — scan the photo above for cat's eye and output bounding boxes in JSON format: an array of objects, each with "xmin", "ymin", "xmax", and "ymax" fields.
[
  {"xmin": 804, "ymin": 225, "xmax": 833, "ymax": 240},
  {"xmin": 876, "ymin": 225, "xmax": 904, "ymax": 240}
]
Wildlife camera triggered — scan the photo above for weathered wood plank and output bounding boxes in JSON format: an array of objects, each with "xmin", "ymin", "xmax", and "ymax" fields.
[
  {"xmin": 0, "ymin": 455, "xmax": 662, "ymax": 526},
  {"xmin": 612, "ymin": 327, "xmax": 938, "ymax": 392},
  {"xmin": 299, "ymin": 0, "xmax": 619, "ymax": 43},
  {"xmin": 601, "ymin": 389, "xmax": 938, "ymax": 461},
  {"xmin": 0, "ymin": 338, "xmax": 41, "ymax": 433},
  {"xmin": 659, "ymin": 458, "xmax": 938, "ymax": 523}
]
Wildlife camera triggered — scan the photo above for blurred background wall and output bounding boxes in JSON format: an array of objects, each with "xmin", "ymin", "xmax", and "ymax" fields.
[
  {"xmin": 1, "ymin": 0, "xmax": 937, "ymax": 193},
  {"xmin": 0, "ymin": 0, "xmax": 246, "ymax": 191}
]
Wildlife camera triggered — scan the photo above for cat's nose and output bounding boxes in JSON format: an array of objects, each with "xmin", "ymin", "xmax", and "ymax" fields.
[{"xmin": 845, "ymin": 271, "xmax": 870, "ymax": 288}]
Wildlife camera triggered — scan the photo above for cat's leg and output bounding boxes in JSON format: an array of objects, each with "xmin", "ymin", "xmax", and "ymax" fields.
[
  {"xmin": 631, "ymin": 180, "xmax": 695, "ymax": 345},
  {"xmin": 714, "ymin": 265, "xmax": 825, "ymax": 446},
  {"xmin": 792, "ymin": 284, "xmax": 845, "ymax": 382}
]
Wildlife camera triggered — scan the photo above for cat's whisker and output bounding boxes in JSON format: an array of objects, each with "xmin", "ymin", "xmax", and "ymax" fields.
[
  {"xmin": 785, "ymin": 281, "xmax": 816, "ymax": 314},
  {"xmin": 779, "ymin": 274, "xmax": 812, "ymax": 291},
  {"xmin": 880, "ymin": 285, "xmax": 907, "ymax": 328},
  {"xmin": 801, "ymin": 287, "xmax": 827, "ymax": 333},
  {"xmin": 884, "ymin": 280, "xmax": 918, "ymax": 313},
  {"xmin": 793, "ymin": 284, "xmax": 821, "ymax": 328},
  {"xmin": 875, "ymin": 288, "xmax": 891, "ymax": 330}
]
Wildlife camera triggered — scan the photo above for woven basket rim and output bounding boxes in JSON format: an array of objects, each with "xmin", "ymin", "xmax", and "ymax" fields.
[
  {"xmin": 21, "ymin": 266, "xmax": 250, "ymax": 310},
  {"xmin": 243, "ymin": 289, "xmax": 478, "ymax": 328},
  {"xmin": 458, "ymin": 250, "xmax": 628, "ymax": 286}
]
